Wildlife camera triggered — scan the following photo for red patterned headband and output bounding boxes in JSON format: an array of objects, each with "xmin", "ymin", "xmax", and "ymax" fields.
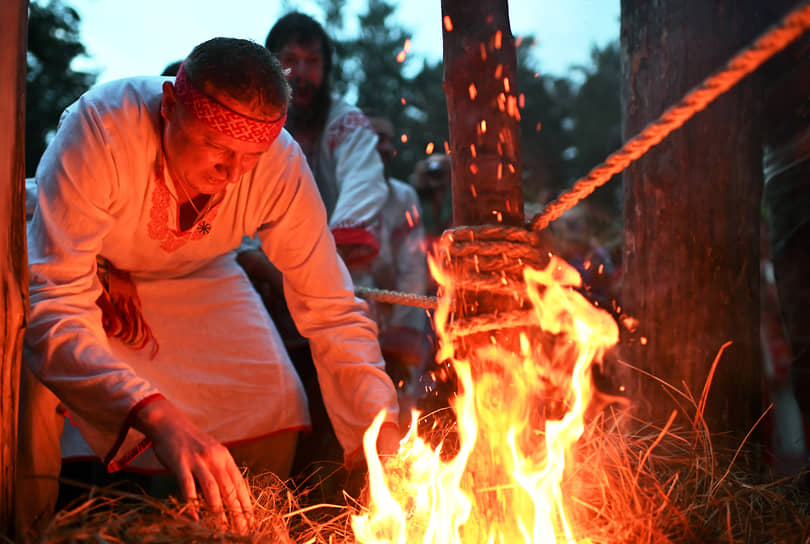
[{"xmin": 173, "ymin": 62, "xmax": 286, "ymax": 144}]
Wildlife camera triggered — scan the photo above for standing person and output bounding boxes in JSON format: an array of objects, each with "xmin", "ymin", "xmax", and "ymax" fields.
[
  {"xmin": 367, "ymin": 115, "xmax": 430, "ymax": 395},
  {"xmin": 235, "ymin": 11, "xmax": 391, "ymax": 487},
  {"xmin": 18, "ymin": 37, "xmax": 400, "ymax": 537},
  {"xmin": 239, "ymin": 11, "xmax": 387, "ymax": 279}
]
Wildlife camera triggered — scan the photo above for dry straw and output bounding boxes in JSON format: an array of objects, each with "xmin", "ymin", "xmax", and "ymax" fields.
[{"xmin": 20, "ymin": 346, "xmax": 810, "ymax": 543}]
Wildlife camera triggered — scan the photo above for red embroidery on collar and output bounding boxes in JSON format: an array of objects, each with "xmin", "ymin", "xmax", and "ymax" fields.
[{"xmin": 147, "ymin": 167, "xmax": 220, "ymax": 253}]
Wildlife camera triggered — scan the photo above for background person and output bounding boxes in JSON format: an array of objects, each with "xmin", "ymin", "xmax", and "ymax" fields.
[
  {"xmin": 236, "ymin": 12, "xmax": 393, "ymax": 487},
  {"xmin": 367, "ymin": 115, "xmax": 431, "ymax": 407}
]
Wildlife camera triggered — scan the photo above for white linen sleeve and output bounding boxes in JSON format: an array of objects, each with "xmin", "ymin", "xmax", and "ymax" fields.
[
  {"xmin": 254, "ymin": 149, "xmax": 399, "ymax": 460},
  {"xmin": 327, "ymin": 115, "xmax": 389, "ymax": 264},
  {"xmin": 26, "ymin": 98, "xmax": 159, "ymax": 442}
]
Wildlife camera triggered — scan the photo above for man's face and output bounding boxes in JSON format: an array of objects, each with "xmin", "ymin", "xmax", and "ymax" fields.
[
  {"xmin": 160, "ymin": 81, "xmax": 273, "ymax": 195},
  {"xmin": 277, "ymin": 40, "xmax": 325, "ymax": 110}
]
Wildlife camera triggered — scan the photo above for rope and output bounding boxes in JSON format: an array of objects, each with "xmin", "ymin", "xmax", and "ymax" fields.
[
  {"xmin": 528, "ymin": 0, "xmax": 810, "ymax": 232},
  {"xmin": 354, "ymin": 285, "xmax": 442, "ymax": 310},
  {"xmin": 359, "ymin": 1, "xmax": 810, "ymax": 308}
]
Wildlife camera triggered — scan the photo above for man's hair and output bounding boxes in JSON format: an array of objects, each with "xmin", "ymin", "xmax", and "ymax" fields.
[
  {"xmin": 184, "ymin": 37, "xmax": 290, "ymax": 116},
  {"xmin": 161, "ymin": 60, "xmax": 182, "ymax": 77},
  {"xmin": 265, "ymin": 12, "xmax": 334, "ymax": 80}
]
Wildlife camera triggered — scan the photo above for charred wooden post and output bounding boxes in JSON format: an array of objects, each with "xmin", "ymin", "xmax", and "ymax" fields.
[
  {"xmin": 441, "ymin": 0, "xmax": 523, "ymax": 228},
  {"xmin": 0, "ymin": 0, "xmax": 29, "ymax": 535},
  {"xmin": 436, "ymin": 0, "xmax": 554, "ymax": 532},
  {"xmin": 437, "ymin": 0, "xmax": 552, "ymax": 376},
  {"xmin": 621, "ymin": 0, "xmax": 765, "ymax": 440}
]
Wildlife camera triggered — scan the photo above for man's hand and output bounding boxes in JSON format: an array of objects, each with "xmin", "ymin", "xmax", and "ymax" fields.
[
  {"xmin": 376, "ymin": 423, "xmax": 401, "ymax": 458},
  {"xmin": 133, "ymin": 398, "xmax": 254, "ymax": 533}
]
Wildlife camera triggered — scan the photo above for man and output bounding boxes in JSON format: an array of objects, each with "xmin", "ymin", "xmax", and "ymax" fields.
[
  {"xmin": 19, "ymin": 37, "xmax": 399, "ymax": 536},
  {"xmin": 239, "ymin": 11, "xmax": 388, "ymax": 280},
  {"xmin": 366, "ymin": 115, "xmax": 430, "ymax": 389},
  {"xmin": 235, "ymin": 12, "xmax": 393, "ymax": 483}
]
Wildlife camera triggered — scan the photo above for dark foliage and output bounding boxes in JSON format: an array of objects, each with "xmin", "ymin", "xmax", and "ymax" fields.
[{"xmin": 26, "ymin": 0, "xmax": 96, "ymax": 177}]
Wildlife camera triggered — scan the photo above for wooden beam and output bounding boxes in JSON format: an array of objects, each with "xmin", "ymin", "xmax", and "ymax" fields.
[{"xmin": 0, "ymin": 0, "xmax": 29, "ymax": 535}]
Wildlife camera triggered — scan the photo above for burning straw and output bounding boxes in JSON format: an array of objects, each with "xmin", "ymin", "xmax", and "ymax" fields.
[
  {"xmin": 27, "ymin": 401, "xmax": 810, "ymax": 544},
  {"xmin": 26, "ymin": 241, "xmax": 810, "ymax": 543}
]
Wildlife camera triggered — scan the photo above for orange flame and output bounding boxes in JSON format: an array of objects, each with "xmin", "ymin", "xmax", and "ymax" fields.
[{"xmin": 353, "ymin": 254, "xmax": 617, "ymax": 543}]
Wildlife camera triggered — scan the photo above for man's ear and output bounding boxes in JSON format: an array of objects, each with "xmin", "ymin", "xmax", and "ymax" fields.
[{"xmin": 160, "ymin": 81, "xmax": 177, "ymax": 120}]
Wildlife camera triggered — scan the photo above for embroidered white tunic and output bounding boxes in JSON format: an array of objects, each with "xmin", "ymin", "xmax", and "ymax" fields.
[
  {"xmin": 26, "ymin": 77, "xmax": 399, "ymax": 471},
  {"xmin": 307, "ymin": 96, "xmax": 388, "ymax": 264}
]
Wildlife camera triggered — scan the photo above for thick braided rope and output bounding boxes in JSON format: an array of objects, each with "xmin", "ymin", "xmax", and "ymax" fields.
[
  {"xmin": 529, "ymin": 1, "xmax": 810, "ymax": 232},
  {"xmin": 355, "ymin": 225, "xmax": 548, "ymax": 312},
  {"xmin": 437, "ymin": 226, "xmax": 550, "ymax": 339}
]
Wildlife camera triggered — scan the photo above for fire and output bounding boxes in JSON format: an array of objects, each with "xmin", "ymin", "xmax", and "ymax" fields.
[{"xmin": 353, "ymin": 253, "xmax": 619, "ymax": 543}]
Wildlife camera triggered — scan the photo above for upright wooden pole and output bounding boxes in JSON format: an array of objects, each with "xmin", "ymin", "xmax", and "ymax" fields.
[
  {"xmin": 441, "ymin": 0, "xmax": 524, "ymax": 227},
  {"xmin": 621, "ymin": 0, "xmax": 764, "ymax": 439},
  {"xmin": 0, "ymin": 0, "xmax": 29, "ymax": 535}
]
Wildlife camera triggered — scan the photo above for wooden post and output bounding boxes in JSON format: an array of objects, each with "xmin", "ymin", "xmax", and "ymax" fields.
[
  {"xmin": 441, "ymin": 0, "xmax": 524, "ymax": 227},
  {"xmin": 436, "ymin": 2, "xmax": 556, "ymax": 536},
  {"xmin": 621, "ymin": 0, "xmax": 765, "ymax": 439},
  {"xmin": 0, "ymin": 0, "xmax": 29, "ymax": 535}
]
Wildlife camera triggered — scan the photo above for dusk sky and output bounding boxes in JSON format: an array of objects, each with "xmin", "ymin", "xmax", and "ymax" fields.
[{"xmin": 66, "ymin": 0, "xmax": 620, "ymax": 84}]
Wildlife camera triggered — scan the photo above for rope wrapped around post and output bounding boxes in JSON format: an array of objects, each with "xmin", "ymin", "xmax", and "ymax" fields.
[{"xmin": 428, "ymin": 225, "xmax": 554, "ymax": 350}]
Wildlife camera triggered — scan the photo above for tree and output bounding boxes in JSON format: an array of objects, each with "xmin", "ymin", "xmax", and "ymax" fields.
[
  {"xmin": 336, "ymin": 0, "xmax": 444, "ymax": 183},
  {"xmin": 565, "ymin": 41, "xmax": 622, "ymax": 215},
  {"xmin": 514, "ymin": 37, "xmax": 575, "ymax": 204},
  {"xmin": 25, "ymin": 0, "xmax": 95, "ymax": 177}
]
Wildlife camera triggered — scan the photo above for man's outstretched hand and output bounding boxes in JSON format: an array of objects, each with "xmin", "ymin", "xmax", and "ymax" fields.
[{"xmin": 133, "ymin": 397, "xmax": 254, "ymax": 533}]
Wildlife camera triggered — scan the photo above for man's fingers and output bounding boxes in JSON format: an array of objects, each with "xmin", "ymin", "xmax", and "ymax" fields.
[
  {"xmin": 177, "ymin": 471, "xmax": 200, "ymax": 520},
  {"xmin": 226, "ymin": 463, "xmax": 255, "ymax": 532},
  {"xmin": 219, "ymin": 467, "xmax": 250, "ymax": 534},
  {"xmin": 194, "ymin": 466, "xmax": 228, "ymax": 528}
]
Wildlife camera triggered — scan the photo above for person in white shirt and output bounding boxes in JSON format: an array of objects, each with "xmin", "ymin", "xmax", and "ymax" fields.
[{"xmin": 19, "ymin": 36, "xmax": 399, "ymax": 537}]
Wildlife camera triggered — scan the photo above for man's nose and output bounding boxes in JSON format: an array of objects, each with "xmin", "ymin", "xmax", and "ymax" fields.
[{"xmin": 216, "ymin": 154, "xmax": 241, "ymax": 183}]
